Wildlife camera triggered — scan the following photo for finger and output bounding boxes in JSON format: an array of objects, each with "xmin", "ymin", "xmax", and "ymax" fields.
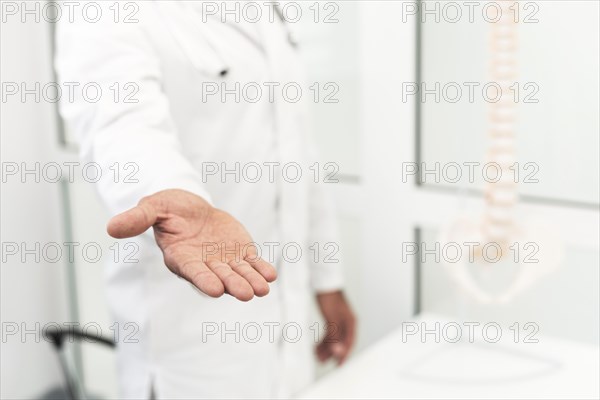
[
  {"xmin": 338, "ymin": 317, "xmax": 356, "ymax": 365},
  {"xmin": 316, "ymin": 341, "xmax": 332, "ymax": 362},
  {"xmin": 178, "ymin": 260, "xmax": 225, "ymax": 298},
  {"xmin": 343, "ymin": 318, "xmax": 356, "ymax": 353},
  {"xmin": 229, "ymin": 260, "xmax": 270, "ymax": 297},
  {"xmin": 208, "ymin": 261, "xmax": 254, "ymax": 301},
  {"xmin": 320, "ymin": 323, "xmax": 351, "ymax": 365},
  {"xmin": 331, "ymin": 343, "xmax": 346, "ymax": 362},
  {"xmin": 107, "ymin": 202, "xmax": 157, "ymax": 239},
  {"xmin": 244, "ymin": 255, "xmax": 277, "ymax": 283},
  {"xmin": 323, "ymin": 325, "xmax": 345, "ymax": 364}
]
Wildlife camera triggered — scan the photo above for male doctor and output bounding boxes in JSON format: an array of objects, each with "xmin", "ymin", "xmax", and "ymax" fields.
[{"xmin": 55, "ymin": 1, "xmax": 355, "ymax": 399}]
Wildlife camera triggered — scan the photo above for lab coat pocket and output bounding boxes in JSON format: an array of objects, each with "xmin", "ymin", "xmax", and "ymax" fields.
[{"xmin": 155, "ymin": 2, "xmax": 229, "ymax": 78}]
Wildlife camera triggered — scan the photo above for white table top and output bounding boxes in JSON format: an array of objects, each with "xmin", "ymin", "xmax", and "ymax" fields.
[{"xmin": 299, "ymin": 313, "xmax": 600, "ymax": 399}]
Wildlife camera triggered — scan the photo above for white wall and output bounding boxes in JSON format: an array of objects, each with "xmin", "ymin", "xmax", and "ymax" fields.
[
  {"xmin": 1, "ymin": 15, "xmax": 71, "ymax": 399},
  {"xmin": 421, "ymin": 0, "xmax": 600, "ymax": 204}
]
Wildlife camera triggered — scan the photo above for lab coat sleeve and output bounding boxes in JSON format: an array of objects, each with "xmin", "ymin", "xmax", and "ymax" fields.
[
  {"xmin": 306, "ymin": 145, "xmax": 345, "ymax": 293},
  {"xmin": 54, "ymin": 9, "xmax": 212, "ymax": 216}
]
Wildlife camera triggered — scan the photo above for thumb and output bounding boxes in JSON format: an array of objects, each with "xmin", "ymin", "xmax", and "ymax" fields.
[
  {"xmin": 107, "ymin": 202, "xmax": 158, "ymax": 239},
  {"xmin": 331, "ymin": 342, "xmax": 346, "ymax": 358}
]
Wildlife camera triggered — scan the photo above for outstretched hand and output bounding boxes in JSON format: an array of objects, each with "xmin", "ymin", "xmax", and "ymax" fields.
[{"xmin": 107, "ymin": 189, "xmax": 277, "ymax": 301}]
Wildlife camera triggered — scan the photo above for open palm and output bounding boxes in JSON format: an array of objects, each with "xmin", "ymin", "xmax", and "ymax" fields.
[{"xmin": 107, "ymin": 189, "xmax": 276, "ymax": 301}]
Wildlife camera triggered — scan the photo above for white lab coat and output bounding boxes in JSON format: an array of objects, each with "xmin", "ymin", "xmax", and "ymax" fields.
[{"xmin": 55, "ymin": 2, "xmax": 344, "ymax": 399}]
